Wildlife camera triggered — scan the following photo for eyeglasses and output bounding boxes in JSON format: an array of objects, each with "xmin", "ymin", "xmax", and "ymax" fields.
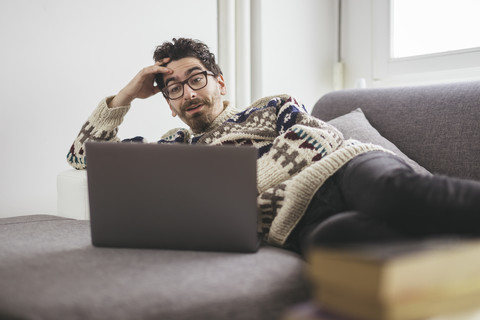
[{"xmin": 162, "ymin": 71, "xmax": 215, "ymax": 100}]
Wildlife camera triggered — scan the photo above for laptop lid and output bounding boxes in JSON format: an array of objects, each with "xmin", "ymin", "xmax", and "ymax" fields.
[{"xmin": 85, "ymin": 142, "xmax": 259, "ymax": 253}]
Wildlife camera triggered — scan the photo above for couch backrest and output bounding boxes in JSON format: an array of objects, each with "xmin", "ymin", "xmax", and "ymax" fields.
[{"xmin": 312, "ymin": 81, "xmax": 480, "ymax": 181}]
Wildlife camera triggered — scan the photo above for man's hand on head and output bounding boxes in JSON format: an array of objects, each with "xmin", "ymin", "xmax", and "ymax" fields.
[{"xmin": 108, "ymin": 57, "xmax": 172, "ymax": 108}]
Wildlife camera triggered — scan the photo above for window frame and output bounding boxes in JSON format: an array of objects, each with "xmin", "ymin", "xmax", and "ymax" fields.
[{"xmin": 372, "ymin": 0, "xmax": 480, "ymax": 86}]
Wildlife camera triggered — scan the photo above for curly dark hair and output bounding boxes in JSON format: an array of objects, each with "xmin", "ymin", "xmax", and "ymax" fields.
[{"xmin": 153, "ymin": 38, "xmax": 222, "ymax": 91}]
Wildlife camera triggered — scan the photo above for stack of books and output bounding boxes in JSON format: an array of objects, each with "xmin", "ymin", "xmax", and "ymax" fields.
[
  {"xmin": 282, "ymin": 301, "xmax": 480, "ymax": 320},
  {"xmin": 293, "ymin": 237, "xmax": 480, "ymax": 320}
]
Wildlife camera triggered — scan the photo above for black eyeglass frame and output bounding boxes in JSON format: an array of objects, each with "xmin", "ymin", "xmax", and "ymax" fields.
[{"xmin": 161, "ymin": 70, "xmax": 216, "ymax": 100}]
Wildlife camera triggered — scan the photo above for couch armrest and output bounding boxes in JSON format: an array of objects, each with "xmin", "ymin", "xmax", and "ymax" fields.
[{"xmin": 57, "ymin": 169, "xmax": 90, "ymax": 220}]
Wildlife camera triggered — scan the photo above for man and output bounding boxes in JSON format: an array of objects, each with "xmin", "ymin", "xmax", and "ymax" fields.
[{"xmin": 68, "ymin": 38, "xmax": 480, "ymax": 254}]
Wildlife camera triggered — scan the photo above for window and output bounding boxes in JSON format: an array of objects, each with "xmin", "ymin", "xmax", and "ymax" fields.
[
  {"xmin": 372, "ymin": 0, "xmax": 480, "ymax": 86},
  {"xmin": 391, "ymin": 0, "xmax": 480, "ymax": 58}
]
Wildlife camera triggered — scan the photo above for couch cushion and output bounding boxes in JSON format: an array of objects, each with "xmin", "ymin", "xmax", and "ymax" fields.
[
  {"xmin": 0, "ymin": 215, "xmax": 309, "ymax": 320},
  {"xmin": 328, "ymin": 108, "xmax": 430, "ymax": 175},
  {"xmin": 312, "ymin": 81, "xmax": 480, "ymax": 180}
]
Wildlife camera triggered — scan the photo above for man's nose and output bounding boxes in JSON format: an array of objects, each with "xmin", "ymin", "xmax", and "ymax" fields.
[{"xmin": 183, "ymin": 84, "xmax": 197, "ymax": 100}]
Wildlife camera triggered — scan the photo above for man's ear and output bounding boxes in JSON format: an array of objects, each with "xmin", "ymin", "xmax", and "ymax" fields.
[
  {"xmin": 168, "ymin": 102, "xmax": 177, "ymax": 117},
  {"xmin": 216, "ymin": 74, "xmax": 227, "ymax": 96}
]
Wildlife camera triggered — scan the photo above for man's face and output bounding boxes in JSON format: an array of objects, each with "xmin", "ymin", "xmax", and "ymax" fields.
[{"xmin": 162, "ymin": 57, "xmax": 227, "ymax": 133}]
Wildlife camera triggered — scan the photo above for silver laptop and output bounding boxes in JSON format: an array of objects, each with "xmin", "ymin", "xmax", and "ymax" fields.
[{"xmin": 85, "ymin": 141, "xmax": 260, "ymax": 253}]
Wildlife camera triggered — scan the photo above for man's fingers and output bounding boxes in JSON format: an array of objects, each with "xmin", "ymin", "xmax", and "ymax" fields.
[
  {"xmin": 152, "ymin": 86, "xmax": 161, "ymax": 94},
  {"xmin": 157, "ymin": 57, "xmax": 171, "ymax": 65},
  {"xmin": 144, "ymin": 62, "xmax": 172, "ymax": 76}
]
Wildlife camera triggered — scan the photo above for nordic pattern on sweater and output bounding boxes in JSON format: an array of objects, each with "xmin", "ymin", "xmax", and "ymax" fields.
[{"xmin": 67, "ymin": 95, "xmax": 390, "ymax": 246}]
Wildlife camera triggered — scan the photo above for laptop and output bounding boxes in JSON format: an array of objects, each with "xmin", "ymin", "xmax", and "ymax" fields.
[{"xmin": 85, "ymin": 141, "xmax": 260, "ymax": 253}]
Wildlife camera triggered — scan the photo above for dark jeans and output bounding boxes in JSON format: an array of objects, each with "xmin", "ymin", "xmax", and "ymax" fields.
[{"xmin": 286, "ymin": 151, "xmax": 480, "ymax": 254}]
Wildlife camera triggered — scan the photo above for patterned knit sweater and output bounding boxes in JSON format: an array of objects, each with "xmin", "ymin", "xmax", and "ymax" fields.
[{"xmin": 67, "ymin": 94, "xmax": 390, "ymax": 246}]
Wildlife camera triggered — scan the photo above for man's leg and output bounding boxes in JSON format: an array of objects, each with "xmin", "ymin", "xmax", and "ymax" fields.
[
  {"xmin": 287, "ymin": 164, "xmax": 408, "ymax": 254},
  {"xmin": 285, "ymin": 172, "xmax": 348, "ymax": 253},
  {"xmin": 305, "ymin": 211, "xmax": 408, "ymax": 248},
  {"xmin": 339, "ymin": 151, "xmax": 480, "ymax": 235}
]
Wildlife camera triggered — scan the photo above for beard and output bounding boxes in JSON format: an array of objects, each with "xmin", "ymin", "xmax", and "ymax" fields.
[
  {"xmin": 189, "ymin": 110, "xmax": 214, "ymax": 133},
  {"xmin": 181, "ymin": 96, "xmax": 223, "ymax": 133}
]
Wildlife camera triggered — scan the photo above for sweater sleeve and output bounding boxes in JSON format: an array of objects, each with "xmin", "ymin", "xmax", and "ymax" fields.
[
  {"xmin": 66, "ymin": 96, "xmax": 131, "ymax": 170},
  {"xmin": 256, "ymin": 97, "xmax": 344, "ymax": 193}
]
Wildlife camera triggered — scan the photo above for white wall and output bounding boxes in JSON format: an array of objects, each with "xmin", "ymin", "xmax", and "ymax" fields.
[
  {"xmin": 340, "ymin": 0, "xmax": 373, "ymax": 89},
  {"xmin": 218, "ymin": 0, "xmax": 336, "ymax": 112},
  {"xmin": 258, "ymin": 0, "xmax": 336, "ymax": 111},
  {"xmin": 0, "ymin": 0, "xmax": 337, "ymax": 219},
  {"xmin": 0, "ymin": 0, "xmax": 217, "ymax": 218}
]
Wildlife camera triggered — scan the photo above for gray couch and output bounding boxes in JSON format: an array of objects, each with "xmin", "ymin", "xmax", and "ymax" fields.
[
  {"xmin": 312, "ymin": 81, "xmax": 480, "ymax": 180},
  {"xmin": 1, "ymin": 81, "xmax": 479, "ymax": 320}
]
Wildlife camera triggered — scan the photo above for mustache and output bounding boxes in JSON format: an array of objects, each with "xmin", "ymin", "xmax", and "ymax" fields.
[{"xmin": 182, "ymin": 98, "xmax": 210, "ymax": 111}]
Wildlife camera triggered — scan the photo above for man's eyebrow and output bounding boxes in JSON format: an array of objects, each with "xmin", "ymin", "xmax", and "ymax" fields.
[
  {"xmin": 164, "ymin": 66, "xmax": 204, "ymax": 87},
  {"xmin": 164, "ymin": 75, "xmax": 176, "ymax": 87},
  {"xmin": 185, "ymin": 66, "xmax": 203, "ymax": 76}
]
